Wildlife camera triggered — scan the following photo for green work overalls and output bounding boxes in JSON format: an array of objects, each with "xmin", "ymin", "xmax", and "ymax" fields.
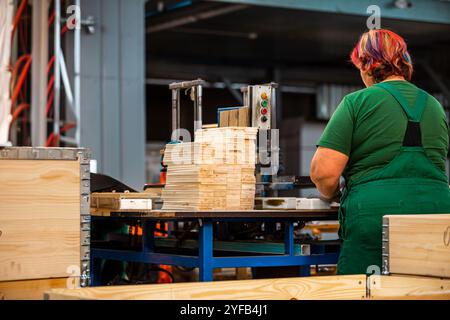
[{"xmin": 337, "ymin": 82, "xmax": 450, "ymax": 275}]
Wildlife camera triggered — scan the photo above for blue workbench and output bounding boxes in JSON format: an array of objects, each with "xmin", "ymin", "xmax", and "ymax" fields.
[{"xmin": 90, "ymin": 209, "xmax": 339, "ymax": 285}]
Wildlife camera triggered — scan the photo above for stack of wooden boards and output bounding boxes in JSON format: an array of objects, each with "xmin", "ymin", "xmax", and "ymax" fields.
[{"xmin": 162, "ymin": 127, "xmax": 258, "ymax": 210}]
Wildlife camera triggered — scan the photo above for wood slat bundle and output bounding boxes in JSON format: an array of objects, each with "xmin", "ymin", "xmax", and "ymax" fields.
[{"xmin": 162, "ymin": 127, "xmax": 257, "ymax": 210}]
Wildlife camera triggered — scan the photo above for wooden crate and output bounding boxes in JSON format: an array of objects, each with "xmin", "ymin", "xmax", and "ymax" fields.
[
  {"xmin": 0, "ymin": 147, "xmax": 90, "ymax": 290},
  {"xmin": 382, "ymin": 214, "xmax": 450, "ymax": 278}
]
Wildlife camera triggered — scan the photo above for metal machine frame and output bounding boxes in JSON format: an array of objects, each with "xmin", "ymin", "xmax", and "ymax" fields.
[{"xmin": 169, "ymin": 78, "xmax": 206, "ymax": 141}]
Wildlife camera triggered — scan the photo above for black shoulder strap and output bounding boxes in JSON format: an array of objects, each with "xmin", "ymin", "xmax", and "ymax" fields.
[{"xmin": 376, "ymin": 82, "xmax": 428, "ymax": 147}]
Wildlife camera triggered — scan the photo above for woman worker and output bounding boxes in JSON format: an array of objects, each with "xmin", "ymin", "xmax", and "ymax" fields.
[{"xmin": 310, "ymin": 29, "xmax": 450, "ymax": 275}]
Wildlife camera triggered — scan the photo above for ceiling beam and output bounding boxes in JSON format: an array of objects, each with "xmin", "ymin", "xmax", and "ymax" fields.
[{"xmin": 210, "ymin": 0, "xmax": 450, "ymax": 25}]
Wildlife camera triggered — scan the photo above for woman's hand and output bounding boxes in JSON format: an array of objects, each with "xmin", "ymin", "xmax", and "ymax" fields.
[{"xmin": 310, "ymin": 147, "xmax": 349, "ymax": 200}]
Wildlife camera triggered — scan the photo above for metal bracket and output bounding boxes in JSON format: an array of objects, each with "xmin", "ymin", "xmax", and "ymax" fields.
[
  {"xmin": 78, "ymin": 150, "xmax": 91, "ymax": 287},
  {"xmin": 0, "ymin": 147, "xmax": 90, "ymax": 160},
  {"xmin": 381, "ymin": 216, "xmax": 390, "ymax": 275}
]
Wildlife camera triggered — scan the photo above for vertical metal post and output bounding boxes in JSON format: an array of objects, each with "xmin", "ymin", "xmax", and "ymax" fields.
[
  {"xmin": 171, "ymin": 89, "xmax": 177, "ymax": 135},
  {"xmin": 31, "ymin": 0, "xmax": 49, "ymax": 146},
  {"xmin": 196, "ymin": 85, "xmax": 202, "ymax": 131},
  {"xmin": 271, "ymin": 68, "xmax": 283, "ymax": 129},
  {"xmin": 284, "ymin": 221, "xmax": 294, "ymax": 256},
  {"xmin": 53, "ymin": 0, "xmax": 61, "ymax": 140},
  {"xmin": 90, "ymin": 257, "xmax": 102, "ymax": 286},
  {"xmin": 142, "ymin": 220, "xmax": 155, "ymax": 253},
  {"xmin": 176, "ymin": 90, "xmax": 180, "ymax": 131},
  {"xmin": 199, "ymin": 220, "xmax": 213, "ymax": 281},
  {"xmin": 74, "ymin": 0, "xmax": 81, "ymax": 146},
  {"xmin": 193, "ymin": 88, "xmax": 197, "ymax": 129},
  {"xmin": 271, "ymin": 81, "xmax": 278, "ymax": 130}
]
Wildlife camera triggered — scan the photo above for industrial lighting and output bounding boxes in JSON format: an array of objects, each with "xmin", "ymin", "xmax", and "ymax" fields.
[{"xmin": 394, "ymin": 0, "xmax": 412, "ymax": 9}]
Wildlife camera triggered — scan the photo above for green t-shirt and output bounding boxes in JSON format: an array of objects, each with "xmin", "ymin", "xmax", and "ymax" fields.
[{"xmin": 317, "ymin": 80, "xmax": 449, "ymax": 186}]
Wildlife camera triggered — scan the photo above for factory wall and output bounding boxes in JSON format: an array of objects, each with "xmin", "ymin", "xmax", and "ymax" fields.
[{"xmin": 66, "ymin": 0, "xmax": 146, "ymax": 190}]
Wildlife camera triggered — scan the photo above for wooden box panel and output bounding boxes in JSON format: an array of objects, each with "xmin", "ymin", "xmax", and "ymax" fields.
[
  {"xmin": 0, "ymin": 278, "xmax": 69, "ymax": 300},
  {"xmin": 368, "ymin": 275, "xmax": 450, "ymax": 300},
  {"xmin": 383, "ymin": 214, "xmax": 450, "ymax": 278},
  {"xmin": 0, "ymin": 160, "xmax": 80, "ymax": 281},
  {"xmin": 45, "ymin": 275, "xmax": 367, "ymax": 300}
]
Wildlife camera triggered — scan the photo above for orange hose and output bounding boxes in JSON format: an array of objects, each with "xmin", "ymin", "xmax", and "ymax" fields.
[
  {"xmin": 61, "ymin": 24, "xmax": 69, "ymax": 36},
  {"xmin": 11, "ymin": 0, "xmax": 27, "ymax": 43},
  {"xmin": 11, "ymin": 56, "xmax": 32, "ymax": 109},
  {"xmin": 48, "ymin": 11, "xmax": 55, "ymax": 27},
  {"xmin": 46, "ymin": 91, "xmax": 55, "ymax": 116},
  {"xmin": 9, "ymin": 103, "xmax": 29, "ymax": 126},
  {"xmin": 10, "ymin": 54, "xmax": 31, "ymax": 98},
  {"xmin": 47, "ymin": 75, "xmax": 55, "ymax": 97},
  {"xmin": 47, "ymin": 56, "xmax": 55, "ymax": 75},
  {"xmin": 46, "ymin": 123, "xmax": 76, "ymax": 147}
]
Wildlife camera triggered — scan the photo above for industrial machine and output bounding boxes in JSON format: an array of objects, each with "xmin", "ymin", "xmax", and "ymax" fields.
[{"xmin": 163, "ymin": 79, "xmax": 316, "ymax": 197}]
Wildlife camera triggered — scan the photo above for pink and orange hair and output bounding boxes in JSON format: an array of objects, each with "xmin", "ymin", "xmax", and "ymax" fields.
[{"xmin": 351, "ymin": 29, "xmax": 413, "ymax": 83}]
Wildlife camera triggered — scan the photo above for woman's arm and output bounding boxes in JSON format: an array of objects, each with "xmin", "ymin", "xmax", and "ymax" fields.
[{"xmin": 310, "ymin": 147, "xmax": 349, "ymax": 200}]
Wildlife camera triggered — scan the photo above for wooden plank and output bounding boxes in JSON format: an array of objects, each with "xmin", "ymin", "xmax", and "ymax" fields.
[
  {"xmin": 229, "ymin": 109, "xmax": 238, "ymax": 126},
  {"xmin": 368, "ymin": 275, "xmax": 450, "ymax": 299},
  {"xmin": 91, "ymin": 192, "xmax": 153, "ymax": 210},
  {"xmin": 385, "ymin": 214, "xmax": 450, "ymax": 278},
  {"xmin": 202, "ymin": 124, "xmax": 219, "ymax": 129},
  {"xmin": 219, "ymin": 110, "xmax": 229, "ymax": 127},
  {"xmin": 0, "ymin": 159, "xmax": 80, "ymax": 281},
  {"xmin": 238, "ymin": 106, "xmax": 250, "ymax": 127},
  {"xmin": 46, "ymin": 275, "xmax": 367, "ymax": 300},
  {"xmin": 0, "ymin": 278, "xmax": 69, "ymax": 300}
]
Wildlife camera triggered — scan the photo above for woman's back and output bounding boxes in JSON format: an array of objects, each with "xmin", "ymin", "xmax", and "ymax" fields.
[{"xmin": 318, "ymin": 80, "xmax": 449, "ymax": 186}]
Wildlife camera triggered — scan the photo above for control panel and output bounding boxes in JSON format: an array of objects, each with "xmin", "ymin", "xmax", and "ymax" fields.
[{"xmin": 249, "ymin": 85, "xmax": 273, "ymax": 130}]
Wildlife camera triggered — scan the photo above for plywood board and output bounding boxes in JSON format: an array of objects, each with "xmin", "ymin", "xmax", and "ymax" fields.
[
  {"xmin": 0, "ymin": 160, "xmax": 80, "ymax": 281},
  {"xmin": 46, "ymin": 275, "xmax": 367, "ymax": 300},
  {"xmin": 0, "ymin": 277, "xmax": 69, "ymax": 300},
  {"xmin": 385, "ymin": 214, "xmax": 450, "ymax": 278},
  {"xmin": 368, "ymin": 275, "xmax": 450, "ymax": 299}
]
